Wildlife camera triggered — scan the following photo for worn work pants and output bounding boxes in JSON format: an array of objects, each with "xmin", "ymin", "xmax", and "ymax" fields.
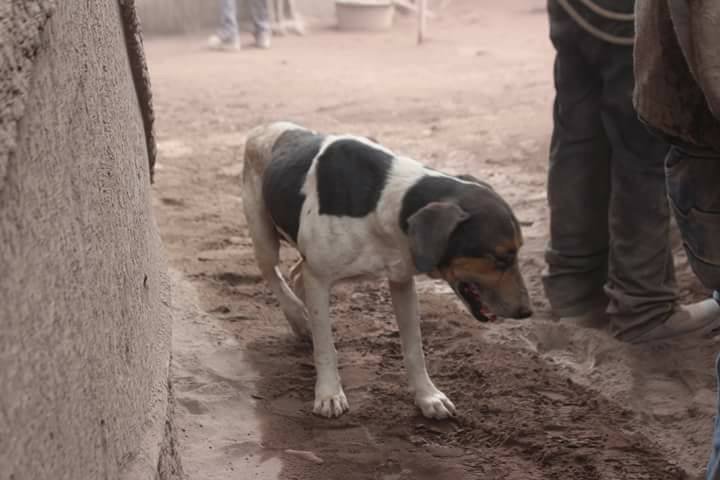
[
  {"xmin": 543, "ymin": 1, "xmax": 676, "ymax": 339},
  {"xmin": 218, "ymin": 0, "xmax": 270, "ymax": 40}
]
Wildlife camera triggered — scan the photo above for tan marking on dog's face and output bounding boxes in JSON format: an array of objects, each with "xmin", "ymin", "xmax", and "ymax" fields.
[
  {"xmin": 442, "ymin": 217, "xmax": 524, "ymax": 283},
  {"xmin": 494, "ymin": 224, "xmax": 523, "ymax": 257},
  {"xmin": 439, "ymin": 257, "xmax": 500, "ymax": 285},
  {"xmin": 449, "ymin": 257, "xmax": 496, "ymax": 275}
]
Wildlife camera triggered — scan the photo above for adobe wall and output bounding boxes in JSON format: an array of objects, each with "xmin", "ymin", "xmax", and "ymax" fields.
[{"xmin": 0, "ymin": 1, "xmax": 181, "ymax": 479}]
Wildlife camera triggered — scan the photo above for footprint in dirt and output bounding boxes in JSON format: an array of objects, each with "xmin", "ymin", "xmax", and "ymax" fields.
[
  {"xmin": 160, "ymin": 197, "xmax": 185, "ymax": 207},
  {"xmin": 212, "ymin": 272, "xmax": 262, "ymax": 286},
  {"xmin": 483, "ymin": 318, "xmax": 719, "ymax": 414}
]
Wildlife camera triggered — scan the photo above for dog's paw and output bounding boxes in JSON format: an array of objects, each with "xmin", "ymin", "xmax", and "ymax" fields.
[
  {"xmin": 415, "ymin": 390, "xmax": 456, "ymax": 420},
  {"xmin": 313, "ymin": 388, "xmax": 349, "ymax": 418}
]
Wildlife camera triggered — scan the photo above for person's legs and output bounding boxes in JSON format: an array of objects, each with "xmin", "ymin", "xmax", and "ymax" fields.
[
  {"xmin": 667, "ymin": 144, "xmax": 720, "ymax": 479},
  {"xmin": 543, "ymin": 10, "xmax": 612, "ymax": 321},
  {"xmin": 545, "ymin": 1, "xmax": 718, "ymax": 340},
  {"xmin": 248, "ymin": 0, "xmax": 272, "ymax": 48},
  {"xmin": 219, "ymin": 0, "xmax": 240, "ymax": 40},
  {"xmin": 677, "ymin": 148, "xmax": 720, "ymax": 480},
  {"xmin": 595, "ymin": 45, "xmax": 680, "ymax": 340},
  {"xmin": 587, "ymin": 37, "xmax": 720, "ymax": 343},
  {"xmin": 208, "ymin": 0, "xmax": 240, "ymax": 50}
]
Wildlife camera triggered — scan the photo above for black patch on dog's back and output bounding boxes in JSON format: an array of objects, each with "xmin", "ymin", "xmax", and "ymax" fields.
[
  {"xmin": 316, "ymin": 139, "xmax": 393, "ymax": 217},
  {"xmin": 262, "ymin": 129, "xmax": 324, "ymax": 243}
]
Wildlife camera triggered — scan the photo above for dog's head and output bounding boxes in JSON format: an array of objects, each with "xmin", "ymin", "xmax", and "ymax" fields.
[{"xmin": 406, "ymin": 175, "xmax": 532, "ymax": 321}]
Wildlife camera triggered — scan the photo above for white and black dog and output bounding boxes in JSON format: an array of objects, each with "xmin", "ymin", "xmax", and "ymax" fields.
[{"xmin": 242, "ymin": 122, "xmax": 532, "ymax": 419}]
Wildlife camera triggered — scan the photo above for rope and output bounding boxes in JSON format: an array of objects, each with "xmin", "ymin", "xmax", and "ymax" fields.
[
  {"xmin": 576, "ymin": 0, "xmax": 634, "ymax": 21},
  {"xmin": 556, "ymin": 0, "xmax": 635, "ymax": 46}
]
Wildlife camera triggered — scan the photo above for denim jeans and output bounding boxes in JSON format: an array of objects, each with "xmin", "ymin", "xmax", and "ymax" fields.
[
  {"xmin": 217, "ymin": 0, "xmax": 270, "ymax": 40},
  {"xmin": 543, "ymin": 0, "xmax": 677, "ymax": 339}
]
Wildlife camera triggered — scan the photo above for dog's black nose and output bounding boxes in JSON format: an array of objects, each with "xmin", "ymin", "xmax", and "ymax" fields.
[{"xmin": 515, "ymin": 307, "xmax": 533, "ymax": 319}]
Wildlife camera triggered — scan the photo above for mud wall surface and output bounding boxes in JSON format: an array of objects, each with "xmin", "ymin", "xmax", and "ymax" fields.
[
  {"xmin": 136, "ymin": 0, "xmax": 336, "ymax": 35},
  {"xmin": 0, "ymin": 1, "xmax": 180, "ymax": 479}
]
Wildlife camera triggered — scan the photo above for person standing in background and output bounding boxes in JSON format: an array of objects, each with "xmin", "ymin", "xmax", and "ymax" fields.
[{"xmin": 208, "ymin": 0, "xmax": 272, "ymax": 50}]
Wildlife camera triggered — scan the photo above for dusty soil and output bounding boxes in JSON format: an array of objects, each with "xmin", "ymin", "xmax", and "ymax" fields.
[{"xmin": 146, "ymin": 1, "xmax": 719, "ymax": 478}]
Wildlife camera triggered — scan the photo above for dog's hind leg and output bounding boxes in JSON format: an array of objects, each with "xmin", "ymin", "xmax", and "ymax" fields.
[{"xmin": 242, "ymin": 167, "xmax": 310, "ymax": 340}]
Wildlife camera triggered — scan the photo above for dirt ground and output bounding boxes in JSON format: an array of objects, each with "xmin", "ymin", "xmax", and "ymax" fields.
[{"xmin": 146, "ymin": 1, "xmax": 720, "ymax": 478}]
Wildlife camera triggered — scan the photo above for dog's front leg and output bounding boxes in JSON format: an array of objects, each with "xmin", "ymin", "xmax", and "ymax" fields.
[
  {"xmin": 303, "ymin": 266, "xmax": 349, "ymax": 418},
  {"xmin": 389, "ymin": 278, "xmax": 456, "ymax": 419}
]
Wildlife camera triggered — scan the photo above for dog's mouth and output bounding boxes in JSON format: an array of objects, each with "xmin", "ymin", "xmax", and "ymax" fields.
[{"xmin": 455, "ymin": 281, "xmax": 497, "ymax": 322}]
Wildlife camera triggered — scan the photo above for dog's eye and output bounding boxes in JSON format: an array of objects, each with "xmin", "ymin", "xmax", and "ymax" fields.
[
  {"xmin": 493, "ymin": 253, "xmax": 515, "ymax": 271},
  {"xmin": 495, "ymin": 260, "xmax": 511, "ymax": 271}
]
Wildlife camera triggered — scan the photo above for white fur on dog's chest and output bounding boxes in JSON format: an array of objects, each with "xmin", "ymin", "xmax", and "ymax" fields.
[
  {"xmin": 296, "ymin": 191, "xmax": 415, "ymax": 283},
  {"xmin": 298, "ymin": 213, "xmax": 414, "ymax": 282},
  {"xmin": 296, "ymin": 141, "xmax": 437, "ymax": 284}
]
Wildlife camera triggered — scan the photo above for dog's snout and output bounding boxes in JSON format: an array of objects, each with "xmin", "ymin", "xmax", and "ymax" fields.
[{"xmin": 514, "ymin": 306, "xmax": 533, "ymax": 319}]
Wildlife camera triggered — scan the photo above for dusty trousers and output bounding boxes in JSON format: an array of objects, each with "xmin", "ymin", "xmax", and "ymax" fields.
[{"xmin": 543, "ymin": 0, "xmax": 677, "ymax": 339}]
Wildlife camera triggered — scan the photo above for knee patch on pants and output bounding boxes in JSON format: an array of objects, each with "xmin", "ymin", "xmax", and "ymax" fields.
[
  {"xmin": 670, "ymin": 202, "xmax": 720, "ymax": 289},
  {"xmin": 666, "ymin": 146, "xmax": 720, "ymax": 290}
]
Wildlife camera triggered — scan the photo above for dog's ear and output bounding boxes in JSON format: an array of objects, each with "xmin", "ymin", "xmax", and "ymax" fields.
[{"xmin": 407, "ymin": 202, "xmax": 469, "ymax": 273}]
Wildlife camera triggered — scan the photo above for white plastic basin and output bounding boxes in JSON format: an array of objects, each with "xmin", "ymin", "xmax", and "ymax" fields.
[{"xmin": 336, "ymin": 0, "xmax": 395, "ymax": 32}]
